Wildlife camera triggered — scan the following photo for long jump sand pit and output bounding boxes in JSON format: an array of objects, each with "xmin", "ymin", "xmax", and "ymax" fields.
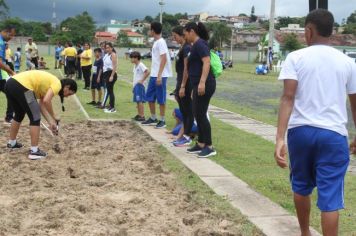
[{"xmin": 0, "ymin": 121, "xmax": 255, "ymax": 236}]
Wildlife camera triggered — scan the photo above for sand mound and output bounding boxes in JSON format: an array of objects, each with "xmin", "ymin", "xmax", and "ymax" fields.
[{"xmin": 0, "ymin": 121, "xmax": 251, "ymax": 235}]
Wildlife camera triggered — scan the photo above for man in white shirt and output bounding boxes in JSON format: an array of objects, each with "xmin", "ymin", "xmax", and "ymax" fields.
[
  {"xmin": 142, "ymin": 22, "xmax": 172, "ymax": 129},
  {"xmin": 275, "ymin": 9, "xmax": 356, "ymax": 236},
  {"xmin": 25, "ymin": 38, "xmax": 39, "ymax": 69}
]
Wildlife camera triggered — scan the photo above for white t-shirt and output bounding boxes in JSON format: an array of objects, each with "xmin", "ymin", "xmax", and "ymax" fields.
[
  {"xmin": 150, "ymin": 38, "xmax": 172, "ymax": 78},
  {"xmin": 279, "ymin": 45, "xmax": 356, "ymax": 136},
  {"xmin": 133, "ymin": 62, "xmax": 148, "ymax": 87}
]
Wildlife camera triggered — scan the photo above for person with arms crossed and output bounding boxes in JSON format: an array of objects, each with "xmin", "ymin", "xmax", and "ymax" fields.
[
  {"xmin": 5, "ymin": 70, "xmax": 77, "ymax": 160},
  {"xmin": 87, "ymin": 48, "xmax": 104, "ymax": 106},
  {"xmin": 275, "ymin": 9, "xmax": 356, "ymax": 236},
  {"xmin": 142, "ymin": 22, "xmax": 172, "ymax": 128}
]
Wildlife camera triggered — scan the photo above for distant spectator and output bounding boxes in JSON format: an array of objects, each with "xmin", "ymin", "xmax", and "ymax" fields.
[
  {"xmin": 25, "ymin": 48, "xmax": 35, "ymax": 70},
  {"xmin": 5, "ymin": 43, "xmax": 14, "ymax": 71},
  {"xmin": 54, "ymin": 42, "xmax": 64, "ymax": 69},
  {"xmin": 14, "ymin": 47, "xmax": 21, "ymax": 73},
  {"xmin": 63, "ymin": 42, "xmax": 77, "ymax": 79},
  {"xmin": 25, "ymin": 38, "xmax": 39, "ymax": 69},
  {"xmin": 268, "ymin": 46, "xmax": 274, "ymax": 70},
  {"xmin": 38, "ymin": 57, "xmax": 49, "ymax": 70},
  {"xmin": 256, "ymin": 61, "xmax": 269, "ymax": 75},
  {"xmin": 76, "ymin": 43, "xmax": 83, "ymax": 79}
]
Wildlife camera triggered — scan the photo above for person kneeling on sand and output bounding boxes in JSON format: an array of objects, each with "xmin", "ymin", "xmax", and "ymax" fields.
[{"xmin": 5, "ymin": 70, "xmax": 77, "ymax": 160}]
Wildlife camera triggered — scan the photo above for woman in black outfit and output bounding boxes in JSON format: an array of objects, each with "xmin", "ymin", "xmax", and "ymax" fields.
[
  {"xmin": 184, "ymin": 22, "xmax": 217, "ymax": 158},
  {"xmin": 171, "ymin": 26, "xmax": 194, "ymax": 147}
]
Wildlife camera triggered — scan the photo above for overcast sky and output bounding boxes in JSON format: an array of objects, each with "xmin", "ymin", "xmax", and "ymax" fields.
[{"xmin": 7, "ymin": 0, "xmax": 355, "ymax": 24}]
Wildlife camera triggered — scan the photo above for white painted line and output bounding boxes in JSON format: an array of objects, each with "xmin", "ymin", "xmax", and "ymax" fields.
[{"xmin": 57, "ymin": 69, "xmax": 90, "ymax": 120}]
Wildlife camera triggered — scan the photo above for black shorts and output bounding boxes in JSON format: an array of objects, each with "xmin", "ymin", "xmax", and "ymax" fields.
[
  {"xmin": 5, "ymin": 78, "xmax": 41, "ymax": 126},
  {"xmin": 66, "ymin": 57, "xmax": 76, "ymax": 75}
]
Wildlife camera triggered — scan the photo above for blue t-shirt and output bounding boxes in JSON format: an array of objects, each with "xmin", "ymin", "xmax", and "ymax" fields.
[
  {"xmin": 55, "ymin": 46, "xmax": 63, "ymax": 58},
  {"xmin": 188, "ymin": 38, "xmax": 213, "ymax": 85},
  {"xmin": 92, "ymin": 58, "xmax": 103, "ymax": 79},
  {"xmin": 0, "ymin": 35, "xmax": 6, "ymax": 80}
]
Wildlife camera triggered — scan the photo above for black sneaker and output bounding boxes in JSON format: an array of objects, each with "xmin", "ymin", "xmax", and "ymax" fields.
[
  {"xmin": 87, "ymin": 101, "xmax": 96, "ymax": 105},
  {"xmin": 136, "ymin": 116, "xmax": 145, "ymax": 122},
  {"xmin": 155, "ymin": 120, "xmax": 166, "ymax": 129},
  {"xmin": 28, "ymin": 149, "xmax": 47, "ymax": 160},
  {"xmin": 132, "ymin": 115, "xmax": 140, "ymax": 120},
  {"xmin": 96, "ymin": 101, "xmax": 101, "ymax": 106},
  {"xmin": 198, "ymin": 147, "xmax": 217, "ymax": 158},
  {"xmin": 142, "ymin": 118, "xmax": 158, "ymax": 126},
  {"xmin": 7, "ymin": 141, "xmax": 23, "ymax": 149},
  {"xmin": 187, "ymin": 143, "xmax": 203, "ymax": 154}
]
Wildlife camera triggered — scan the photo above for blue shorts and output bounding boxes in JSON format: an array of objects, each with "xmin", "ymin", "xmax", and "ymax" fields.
[
  {"xmin": 146, "ymin": 77, "xmax": 167, "ymax": 105},
  {"xmin": 287, "ymin": 126, "xmax": 350, "ymax": 212},
  {"xmin": 133, "ymin": 83, "xmax": 146, "ymax": 103},
  {"xmin": 91, "ymin": 75, "xmax": 104, "ymax": 90}
]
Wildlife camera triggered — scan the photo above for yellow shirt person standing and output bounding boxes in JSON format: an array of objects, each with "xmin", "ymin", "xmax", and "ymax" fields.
[{"xmin": 80, "ymin": 43, "xmax": 93, "ymax": 90}]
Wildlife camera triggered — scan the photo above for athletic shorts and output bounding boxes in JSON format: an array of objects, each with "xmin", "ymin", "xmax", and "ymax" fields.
[
  {"xmin": 5, "ymin": 78, "xmax": 41, "ymax": 126},
  {"xmin": 133, "ymin": 83, "xmax": 146, "ymax": 103},
  {"xmin": 91, "ymin": 75, "xmax": 104, "ymax": 90},
  {"xmin": 145, "ymin": 77, "xmax": 167, "ymax": 105},
  {"xmin": 287, "ymin": 125, "xmax": 350, "ymax": 212}
]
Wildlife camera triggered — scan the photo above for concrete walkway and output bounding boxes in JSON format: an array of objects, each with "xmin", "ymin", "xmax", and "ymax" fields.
[
  {"xmin": 139, "ymin": 124, "xmax": 321, "ymax": 236},
  {"xmin": 207, "ymin": 105, "xmax": 356, "ymax": 175}
]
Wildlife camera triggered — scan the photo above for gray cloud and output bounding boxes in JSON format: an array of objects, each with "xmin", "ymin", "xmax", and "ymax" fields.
[{"xmin": 7, "ymin": 0, "xmax": 354, "ymax": 24}]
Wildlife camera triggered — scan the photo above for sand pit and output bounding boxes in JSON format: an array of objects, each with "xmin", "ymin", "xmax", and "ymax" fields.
[{"xmin": 0, "ymin": 121, "xmax": 257, "ymax": 236}]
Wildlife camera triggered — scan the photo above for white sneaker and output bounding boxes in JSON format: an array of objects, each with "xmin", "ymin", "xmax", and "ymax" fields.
[
  {"xmin": 28, "ymin": 149, "xmax": 47, "ymax": 160},
  {"xmin": 104, "ymin": 108, "xmax": 117, "ymax": 113}
]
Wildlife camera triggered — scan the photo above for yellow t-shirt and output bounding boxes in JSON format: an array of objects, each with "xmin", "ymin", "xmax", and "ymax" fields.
[
  {"xmin": 13, "ymin": 71, "xmax": 61, "ymax": 99},
  {"xmin": 5, "ymin": 48, "xmax": 12, "ymax": 61},
  {"xmin": 80, "ymin": 49, "xmax": 92, "ymax": 67},
  {"xmin": 63, "ymin": 47, "xmax": 77, "ymax": 57}
]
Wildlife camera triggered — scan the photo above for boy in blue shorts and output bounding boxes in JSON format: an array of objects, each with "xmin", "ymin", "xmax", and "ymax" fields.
[
  {"xmin": 275, "ymin": 9, "xmax": 356, "ymax": 236},
  {"xmin": 142, "ymin": 22, "xmax": 172, "ymax": 128},
  {"xmin": 130, "ymin": 51, "xmax": 149, "ymax": 121},
  {"xmin": 88, "ymin": 48, "xmax": 103, "ymax": 106}
]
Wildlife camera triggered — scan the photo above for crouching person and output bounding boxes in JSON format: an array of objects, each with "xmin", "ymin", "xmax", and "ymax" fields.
[{"xmin": 5, "ymin": 70, "xmax": 77, "ymax": 160}]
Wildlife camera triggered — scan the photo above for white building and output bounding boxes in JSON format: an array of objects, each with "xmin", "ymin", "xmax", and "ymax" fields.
[{"xmin": 280, "ymin": 24, "xmax": 305, "ymax": 34}]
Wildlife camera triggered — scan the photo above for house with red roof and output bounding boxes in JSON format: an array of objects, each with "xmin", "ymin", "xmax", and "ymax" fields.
[{"xmin": 94, "ymin": 32, "xmax": 117, "ymax": 44}]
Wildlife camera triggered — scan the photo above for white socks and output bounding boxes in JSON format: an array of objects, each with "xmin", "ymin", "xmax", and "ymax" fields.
[
  {"xmin": 151, "ymin": 114, "xmax": 157, "ymax": 120},
  {"xmin": 8, "ymin": 140, "xmax": 16, "ymax": 147},
  {"xmin": 160, "ymin": 116, "xmax": 165, "ymax": 122},
  {"xmin": 31, "ymin": 146, "xmax": 38, "ymax": 153}
]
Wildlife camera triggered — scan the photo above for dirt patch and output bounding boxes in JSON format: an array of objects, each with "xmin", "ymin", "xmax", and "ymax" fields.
[{"xmin": 0, "ymin": 121, "xmax": 255, "ymax": 236}]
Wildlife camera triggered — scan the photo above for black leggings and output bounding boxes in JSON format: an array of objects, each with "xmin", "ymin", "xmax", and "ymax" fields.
[
  {"xmin": 176, "ymin": 82, "xmax": 194, "ymax": 136},
  {"xmin": 82, "ymin": 65, "xmax": 92, "ymax": 88},
  {"xmin": 192, "ymin": 79, "xmax": 216, "ymax": 146},
  {"xmin": 103, "ymin": 71, "xmax": 117, "ymax": 108},
  {"xmin": 0, "ymin": 80, "xmax": 14, "ymax": 120},
  {"xmin": 5, "ymin": 78, "xmax": 41, "ymax": 126},
  {"xmin": 31, "ymin": 57, "xmax": 38, "ymax": 69}
]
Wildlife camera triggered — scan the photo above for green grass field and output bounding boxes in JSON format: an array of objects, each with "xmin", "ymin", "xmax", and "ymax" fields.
[{"xmin": 1, "ymin": 55, "xmax": 355, "ymax": 235}]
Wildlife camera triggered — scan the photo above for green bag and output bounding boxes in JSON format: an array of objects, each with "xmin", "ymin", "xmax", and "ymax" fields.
[{"xmin": 210, "ymin": 50, "xmax": 223, "ymax": 78}]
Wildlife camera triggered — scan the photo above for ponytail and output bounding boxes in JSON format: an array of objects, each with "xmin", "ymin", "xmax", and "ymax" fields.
[
  {"xmin": 184, "ymin": 22, "xmax": 209, "ymax": 41},
  {"xmin": 58, "ymin": 79, "xmax": 78, "ymax": 112}
]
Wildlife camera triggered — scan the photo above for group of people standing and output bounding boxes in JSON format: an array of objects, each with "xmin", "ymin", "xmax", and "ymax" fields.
[{"xmin": 130, "ymin": 22, "xmax": 217, "ymax": 158}]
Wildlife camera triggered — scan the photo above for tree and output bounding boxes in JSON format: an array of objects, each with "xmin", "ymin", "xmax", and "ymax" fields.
[
  {"xmin": 346, "ymin": 11, "xmax": 356, "ymax": 24},
  {"xmin": 144, "ymin": 15, "xmax": 154, "ymax": 23},
  {"xmin": 283, "ymin": 33, "xmax": 303, "ymax": 52},
  {"xmin": 238, "ymin": 13, "xmax": 248, "ymax": 17},
  {"xmin": 117, "ymin": 31, "xmax": 131, "ymax": 47},
  {"xmin": 207, "ymin": 22, "xmax": 232, "ymax": 49},
  {"xmin": 0, "ymin": 0, "xmax": 9, "ymax": 19},
  {"xmin": 250, "ymin": 6, "xmax": 257, "ymax": 22},
  {"xmin": 32, "ymin": 25, "xmax": 47, "ymax": 42},
  {"xmin": 52, "ymin": 11, "xmax": 96, "ymax": 44}
]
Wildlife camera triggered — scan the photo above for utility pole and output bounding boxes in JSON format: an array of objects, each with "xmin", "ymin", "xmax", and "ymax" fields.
[
  {"xmin": 52, "ymin": 0, "xmax": 57, "ymax": 29},
  {"xmin": 268, "ymin": 0, "xmax": 276, "ymax": 48},
  {"xmin": 159, "ymin": 0, "xmax": 165, "ymax": 24},
  {"xmin": 309, "ymin": 0, "xmax": 328, "ymax": 11}
]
